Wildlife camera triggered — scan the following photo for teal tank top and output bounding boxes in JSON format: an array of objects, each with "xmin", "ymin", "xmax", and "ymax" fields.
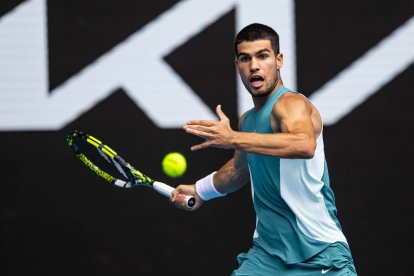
[{"xmin": 240, "ymin": 86, "xmax": 347, "ymax": 264}]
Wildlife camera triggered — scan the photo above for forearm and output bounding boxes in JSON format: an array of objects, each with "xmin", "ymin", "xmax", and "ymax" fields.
[
  {"xmin": 184, "ymin": 96, "xmax": 318, "ymax": 159},
  {"xmin": 230, "ymin": 131, "xmax": 315, "ymax": 159},
  {"xmin": 213, "ymin": 155, "xmax": 250, "ymax": 194}
]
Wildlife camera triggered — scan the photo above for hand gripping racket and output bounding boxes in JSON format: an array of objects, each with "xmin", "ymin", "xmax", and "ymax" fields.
[{"xmin": 66, "ymin": 130, "xmax": 195, "ymax": 208}]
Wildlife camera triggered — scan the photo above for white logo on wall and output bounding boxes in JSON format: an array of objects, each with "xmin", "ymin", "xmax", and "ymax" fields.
[{"xmin": 0, "ymin": 0, "xmax": 413, "ymax": 131}]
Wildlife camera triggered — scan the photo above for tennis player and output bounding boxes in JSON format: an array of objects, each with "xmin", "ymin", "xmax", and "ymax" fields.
[{"xmin": 171, "ymin": 23, "xmax": 356, "ymax": 275}]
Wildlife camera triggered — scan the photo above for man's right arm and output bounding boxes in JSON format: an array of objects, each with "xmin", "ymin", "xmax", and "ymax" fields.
[
  {"xmin": 170, "ymin": 150, "xmax": 250, "ymax": 211},
  {"xmin": 171, "ymin": 112, "xmax": 250, "ymax": 211},
  {"xmin": 213, "ymin": 150, "xmax": 250, "ymax": 195},
  {"xmin": 213, "ymin": 111, "xmax": 251, "ymax": 195}
]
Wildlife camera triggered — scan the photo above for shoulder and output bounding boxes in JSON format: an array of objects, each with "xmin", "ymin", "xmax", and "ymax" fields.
[
  {"xmin": 272, "ymin": 91, "xmax": 323, "ymax": 136},
  {"xmin": 273, "ymin": 92, "xmax": 312, "ymax": 118}
]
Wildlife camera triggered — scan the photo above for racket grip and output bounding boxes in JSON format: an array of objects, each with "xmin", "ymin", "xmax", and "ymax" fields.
[{"xmin": 153, "ymin": 181, "xmax": 196, "ymax": 209}]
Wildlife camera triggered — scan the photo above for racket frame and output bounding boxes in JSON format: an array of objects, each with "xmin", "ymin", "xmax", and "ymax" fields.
[{"xmin": 67, "ymin": 131, "xmax": 195, "ymax": 208}]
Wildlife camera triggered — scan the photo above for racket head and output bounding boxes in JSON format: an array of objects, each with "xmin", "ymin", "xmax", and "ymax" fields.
[{"xmin": 66, "ymin": 130, "xmax": 154, "ymax": 189}]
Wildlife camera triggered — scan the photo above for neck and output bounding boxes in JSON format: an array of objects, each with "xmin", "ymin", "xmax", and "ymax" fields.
[{"xmin": 253, "ymin": 79, "xmax": 284, "ymax": 111}]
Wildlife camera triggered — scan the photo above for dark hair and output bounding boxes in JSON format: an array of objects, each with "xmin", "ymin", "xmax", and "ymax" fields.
[{"xmin": 234, "ymin": 23, "xmax": 280, "ymax": 56}]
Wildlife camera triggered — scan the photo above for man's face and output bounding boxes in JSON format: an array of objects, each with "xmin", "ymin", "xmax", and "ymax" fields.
[{"xmin": 235, "ymin": 39, "xmax": 283, "ymax": 98}]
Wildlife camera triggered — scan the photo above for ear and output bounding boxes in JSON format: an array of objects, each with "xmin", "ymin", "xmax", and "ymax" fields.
[
  {"xmin": 276, "ymin": 53, "xmax": 284, "ymax": 70},
  {"xmin": 234, "ymin": 58, "xmax": 240, "ymax": 73}
]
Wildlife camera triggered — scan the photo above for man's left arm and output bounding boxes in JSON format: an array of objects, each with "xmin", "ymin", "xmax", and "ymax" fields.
[{"xmin": 184, "ymin": 95, "xmax": 317, "ymax": 159}]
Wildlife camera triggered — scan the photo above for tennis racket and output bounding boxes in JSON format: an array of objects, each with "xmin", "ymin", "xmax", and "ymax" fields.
[{"xmin": 66, "ymin": 130, "xmax": 195, "ymax": 208}]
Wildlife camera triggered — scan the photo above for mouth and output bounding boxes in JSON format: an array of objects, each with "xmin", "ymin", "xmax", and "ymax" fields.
[{"xmin": 249, "ymin": 75, "xmax": 264, "ymax": 88}]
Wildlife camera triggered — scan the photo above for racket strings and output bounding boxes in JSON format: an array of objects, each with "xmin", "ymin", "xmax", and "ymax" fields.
[{"xmin": 92, "ymin": 139, "xmax": 138, "ymax": 185}]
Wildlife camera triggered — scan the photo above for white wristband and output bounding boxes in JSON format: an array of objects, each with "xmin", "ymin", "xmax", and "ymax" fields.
[{"xmin": 195, "ymin": 172, "xmax": 227, "ymax": 201}]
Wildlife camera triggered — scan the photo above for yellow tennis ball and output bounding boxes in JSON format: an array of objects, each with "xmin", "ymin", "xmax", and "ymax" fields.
[{"xmin": 162, "ymin": 152, "xmax": 187, "ymax": 178}]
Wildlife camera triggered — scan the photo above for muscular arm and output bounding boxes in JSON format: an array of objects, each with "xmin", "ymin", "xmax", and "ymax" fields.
[
  {"xmin": 171, "ymin": 115, "xmax": 250, "ymax": 210},
  {"xmin": 213, "ymin": 150, "xmax": 250, "ymax": 194},
  {"xmin": 172, "ymin": 93, "xmax": 320, "ymax": 210},
  {"xmin": 170, "ymin": 151, "xmax": 249, "ymax": 210},
  {"xmin": 185, "ymin": 93, "xmax": 319, "ymax": 159},
  {"xmin": 232, "ymin": 94, "xmax": 317, "ymax": 158}
]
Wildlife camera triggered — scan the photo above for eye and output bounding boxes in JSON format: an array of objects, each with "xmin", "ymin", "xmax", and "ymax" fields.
[
  {"xmin": 239, "ymin": 55, "xmax": 251, "ymax": 62},
  {"xmin": 258, "ymin": 53, "xmax": 269, "ymax": 60}
]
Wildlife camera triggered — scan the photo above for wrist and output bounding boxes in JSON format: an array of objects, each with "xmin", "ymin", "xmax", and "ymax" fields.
[
  {"xmin": 195, "ymin": 172, "xmax": 227, "ymax": 201},
  {"xmin": 230, "ymin": 130, "xmax": 242, "ymax": 149}
]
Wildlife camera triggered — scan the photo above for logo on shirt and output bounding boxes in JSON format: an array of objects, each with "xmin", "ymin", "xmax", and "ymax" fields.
[{"xmin": 321, "ymin": 268, "xmax": 332, "ymax": 274}]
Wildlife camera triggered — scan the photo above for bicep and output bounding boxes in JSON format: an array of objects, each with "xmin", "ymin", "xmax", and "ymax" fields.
[{"xmin": 273, "ymin": 94, "xmax": 315, "ymax": 139}]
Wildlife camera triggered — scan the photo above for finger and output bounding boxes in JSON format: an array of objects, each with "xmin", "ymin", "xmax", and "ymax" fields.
[
  {"xmin": 174, "ymin": 194, "xmax": 190, "ymax": 211},
  {"xmin": 173, "ymin": 200, "xmax": 185, "ymax": 210},
  {"xmin": 186, "ymin": 120, "xmax": 216, "ymax": 126},
  {"xmin": 171, "ymin": 189, "xmax": 178, "ymax": 201},
  {"xmin": 191, "ymin": 141, "xmax": 212, "ymax": 151},
  {"xmin": 178, "ymin": 194, "xmax": 188, "ymax": 209},
  {"xmin": 184, "ymin": 126, "xmax": 214, "ymax": 139},
  {"xmin": 216, "ymin": 104, "xmax": 228, "ymax": 121},
  {"xmin": 185, "ymin": 124, "xmax": 216, "ymax": 134},
  {"xmin": 175, "ymin": 185, "xmax": 190, "ymax": 195}
]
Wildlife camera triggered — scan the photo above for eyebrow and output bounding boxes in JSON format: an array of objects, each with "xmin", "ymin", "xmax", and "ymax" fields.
[{"xmin": 237, "ymin": 48, "xmax": 271, "ymax": 58}]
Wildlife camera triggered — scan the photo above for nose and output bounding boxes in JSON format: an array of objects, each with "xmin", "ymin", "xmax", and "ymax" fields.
[{"xmin": 250, "ymin": 57, "xmax": 259, "ymax": 72}]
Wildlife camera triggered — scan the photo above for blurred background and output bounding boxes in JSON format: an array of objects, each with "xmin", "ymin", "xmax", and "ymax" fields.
[{"xmin": 1, "ymin": 0, "xmax": 413, "ymax": 275}]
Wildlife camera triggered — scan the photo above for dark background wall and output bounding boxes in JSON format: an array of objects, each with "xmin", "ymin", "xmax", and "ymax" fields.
[{"xmin": 1, "ymin": 0, "xmax": 413, "ymax": 275}]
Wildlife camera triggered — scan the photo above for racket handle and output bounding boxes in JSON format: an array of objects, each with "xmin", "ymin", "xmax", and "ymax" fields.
[{"xmin": 153, "ymin": 181, "xmax": 196, "ymax": 209}]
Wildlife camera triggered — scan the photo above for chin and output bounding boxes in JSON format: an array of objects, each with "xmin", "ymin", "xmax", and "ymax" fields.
[{"xmin": 250, "ymin": 88, "xmax": 272, "ymax": 98}]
